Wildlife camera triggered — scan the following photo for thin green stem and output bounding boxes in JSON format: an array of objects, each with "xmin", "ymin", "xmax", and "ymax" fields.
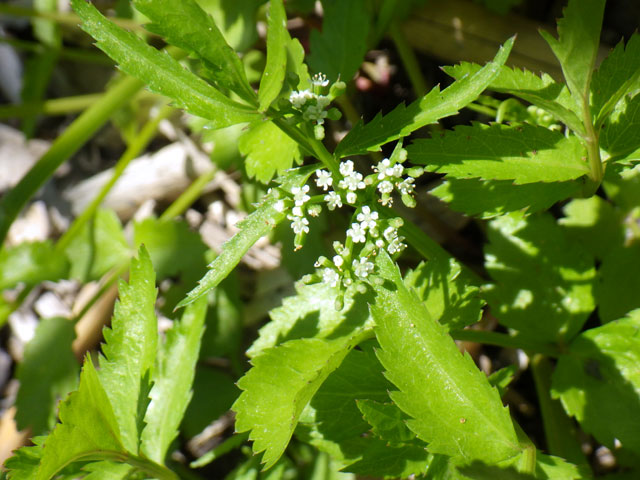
[
  {"xmin": 389, "ymin": 22, "xmax": 428, "ymax": 98},
  {"xmin": 160, "ymin": 166, "xmax": 218, "ymax": 221},
  {"xmin": 466, "ymin": 102, "xmax": 498, "ymax": 118},
  {"xmin": 452, "ymin": 330, "xmax": 561, "ymax": 357},
  {"xmin": 583, "ymin": 94, "xmax": 603, "ymax": 189},
  {"xmin": 0, "ymin": 37, "xmax": 113, "ymax": 65},
  {"xmin": 530, "ymin": 354, "xmax": 589, "ymax": 467},
  {"xmin": 0, "ymin": 75, "xmax": 145, "ymax": 248},
  {"xmin": 55, "ymin": 103, "xmax": 173, "ymax": 253},
  {"xmin": 0, "ymin": 4, "xmax": 147, "ymax": 33},
  {"xmin": 0, "ymin": 93, "xmax": 104, "ymax": 118}
]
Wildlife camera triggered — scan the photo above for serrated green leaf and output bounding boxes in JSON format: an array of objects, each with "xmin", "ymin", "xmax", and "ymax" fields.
[
  {"xmin": 81, "ymin": 462, "xmax": 134, "ymax": 480},
  {"xmin": 371, "ymin": 250, "xmax": 521, "ymax": 463},
  {"xmin": 197, "ymin": 0, "xmax": 261, "ymax": 52},
  {"xmin": 71, "ymin": 0, "xmax": 259, "ymax": 128},
  {"xmin": 16, "ymin": 317, "xmax": 79, "ymax": 436},
  {"xmin": 258, "ymin": 0, "xmax": 288, "ymax": 111},
  {"xmin": 484, "ymin": 212, "xmax": 596, "ymax": 342},
  {"xmin": 408, "ymin": 123, "xmax": 588, "ymax": 184},
  {"xmin": 6, "ymin": 438, "xmax": 44, "ymax": 480},
  {"xmin": 132, "ymin": 0, "xmax": 256, "ymax": 105},
  {"xmin": 591, "ymin": 34, "xmax": 640, "ymax": 124},
  {"xmin": 344, "ymin": 441, "xmax": 431, "ymax": 479},
  {"xmin": 404, "ymin": 256, "xmax": 484, "ymax": 331},
  {"xmin": 234, "ymin": 332, "xmax": 368, "ymax": 469},
  {"xmin": 178, "ymin": 167, "xmax": 315, "ymax": 308},
  {"xmin": 133, "ymin": 216, "xmax": 207, "ymax": 280},
  {"xmin": 98, "ymin": 246, "xmax": 157, "ymax": 453},
  {"xmin": 442, "ymin": 63, "xmax": 583, "ymax": 135},
  {"xmin": 141, "ymin": 296, "xmax": 207, "ymax": 463},
  {"xmin": 36, "ymin": 358, "xmax": 126, "ymax": 480},
  {"xmin": 247, "ymin": 282, "xmax": 373, "ymax": 358},
  {"xmin": 65, "ymin": 208, "xmax": 130, "ymax": 282},
  {"xmin": 457, "ymin": 453, "xmax": 583, "ymax": 480},
  {"xmin": 488, "ymin": 365, "xmax": 518, "ymax": 398},
  {"xmin": 356, "ymin": 400, "xmax": 415, "ymax": 444},
  {"xmin": 596, "ymin": 244, "xmax": 640, "ymax": 323},
  {"xmin": 308, "ymin": 0, "xmax": 371, "ymax": 82},
  {"xmin": 431, "ymin": 178, "xmax": 579, "ymax": 219},
  {"xmin": 539, "ymin": 0, "xmax": 604, "ymax": 103},
  {"xmin": 239, "ymin": 120, "xmax": 301, "ymax": 183},
  {"xmin": 552, "ymin": 310, "xmax": 640, "ymax": 456},
  {"xmin": 0, "ymin": 240, "xmax": 68, "ymax": 291},
  {"xmin": 601, "ymin": 93, "xmax": 640, "ymax": 159},
  {"xmin": 334, "ymin": 37, "xmax": 513, "ymax": 158},
  {"xmin": 559, "ymin": 196, "xmax": 624, "ymax": 261}
]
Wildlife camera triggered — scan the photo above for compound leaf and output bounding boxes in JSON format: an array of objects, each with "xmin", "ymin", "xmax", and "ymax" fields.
[
  {"xmin": 98, "ymin": 246, "xmax": 157, "ymax": 453},
  {"xmin": 334, "ymin": 37, "xmax": 513, "ymax": 158},
  {"xmin": 442, "ymin": 63, "xmax": 583, "ymax": 135},
  {"xmin": 71, "ymin": 0, "xmax": 259, "ymax": 128},
  {"xmin": 258, "ymin": 0, "xmax": 288, "ymax": 111},
  {"xmin": 36, "ymin": 358, "xmax": 126, "ymax": 480},
  {"xmin": 141, "ymin": 297, "xmax": 208, "ymax": 463},
  {"xmin": 234, "ymin": 332, "xmax": 368, "ymax": 469},
  {"xmin": 552, "ymin": 310, "xmax": 640, "ymax": 456},
  {"xmin": 431, "ymin": 178, "xmax": 579, "ymax": 219},
  {"xmin": 178, "ymin": 167, "xmax": 316, "ymax": 308},
  {"xmin": 371, "ymin": 251, "xmax": 521, "ymax": 463},
  {"xmin": 484, "ymin": 212, "xmax": 596, "ymax": 343},
  {"xmin": 132, "ymin": 0, "xmax": 256, "ymax": 104},
  {"xmin": 539, "ymin": 0, "xmax": 605, "ymax": 104},
  {"xmin": 308, "ymin": 0, "xmax": 371, "ymax": 82},
  {"xmin": 408, "ymin": 123, "xmax": 588, "ymax": 184}
]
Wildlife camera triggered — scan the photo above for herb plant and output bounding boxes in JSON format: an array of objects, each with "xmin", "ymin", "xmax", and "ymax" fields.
[{"xmin": 3, "ymin": 0, "xmax": 640, "ymax": 478}]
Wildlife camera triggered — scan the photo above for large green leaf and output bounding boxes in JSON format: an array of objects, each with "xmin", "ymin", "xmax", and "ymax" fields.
[
  {"xmin": 404, "ymin": 256, "xmax": 484, "ymax": 331},
  {"xmin": 601, "ymin": 93, "xmax": 640, "ymax": 159},
  {"xmin": 141, "ymin": 297, "xmax": 208, "ymax": 463},
  {"xmin": 71, "ymin": 0, "xmax": 259, "ymax": 128},
  {"xmin": 98, "ymin": 246, "xmax": 157, "ymax": 453},
  {"xmin": 258, "ymin": 0, "xmax": 288, "ymax": 111},
  {"xmin": 552, "ymin": 310, "xmax": 640, "ymax": 456},
  {"xmin": 234, "ymin": 332, "xmax": 369, "ymax": 469},
  {"xmin": 334, "ymin": 37, "xmax": 513, "ymax": 158},
  {"xmin": 442, "ymin": 63, "xmax": 583, "ymax": 135},
  {"xmin": 36, "ymin": 358, "xmax": 126, "ymax": 480},
  {"xmin": 356, "ymin": 399, "xmax": 416, "ymax": 444},
  {"xmin": 132, "ymin": 0, "xmax": 256, "ymax": 104},
  {"xmin": 0, "ymin": 240, "xmax": 68, "ymax": 291},
  {"xmin": 178, "ymin": 167, "xmax": 315, "ymax": 308},
  {"xmin": 591, "ymin": 33, "xmax": 640, "ymax": 124},
  {"xmin": 484, "ymin": 212, "xmax": 596, "ymax": 343},
  {"xmin": 247, "ymin": 282, "xmax": 374, "ymax": 358},
  {"xmin": 308, "ymin": 0, "xmax": 371, "ymax": 82},
  {"xmin": 539, "ymin": 0, "xmax": 605, "ymax": 104},
  {"xmin": 430, "ymin": 178, "xmax": 579, "ymax": 219},
  {"xmin": 239, "ymin": 119, "xmax": 301, "ymax": 183},
  {"xmin": 408, "ymin": 123, "xmax": 588, "ymax": 184},
  {"xmin": 16, "ymin": 317, "xmax": 79, "ymax": 436},
  {"xmin": 596, "ymin": 244, "xmax": 640, "ymax": 323},
  {"xmin": 371, "ymin": 250, "xmax": 521, "ymax": 463}
]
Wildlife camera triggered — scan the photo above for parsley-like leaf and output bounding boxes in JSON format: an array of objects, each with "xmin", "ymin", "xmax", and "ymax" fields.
[{"xmin": 258, "ymin": 0, "xmax": 288, "ymax": 111}]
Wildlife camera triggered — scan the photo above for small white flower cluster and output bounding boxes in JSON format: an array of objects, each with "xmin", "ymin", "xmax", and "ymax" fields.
[{"xmin": 289, "ymin": 73, "xmax": 335, "ymax": 140}]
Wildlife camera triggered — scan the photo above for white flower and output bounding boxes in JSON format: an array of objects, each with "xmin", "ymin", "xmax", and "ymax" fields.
[
  {"xmin": 390, "ymin": 163, "xmax": 404, "ymax": 177},
  {"xmin": 383, "ymin": 226, "xmax": 398, "ymax": 242},
  {"xmin": 315, "ymin": 170, "xmax": 333, "ymax": 190},
  {"xmin": 375, "ymin": 239, "xmax": 385, "ymax": 248},
  {"xmin": 322, "ymin": 268, "xmax": 340, "ymax": 287},
  {"xmin": 347, "ymin": 222, "xmax": 366, "ymax": 243},
  {"xmin": 346, "ymin": 191, "xmax": 357, "ymax": 204},
  {"xmin": 378, "ymin": 180, "xmax": 394, "ymax": 194},
  {"xmin": 292, "ymin": 206, "xmax": 303, "ymax": 217},
  {"xmin": 290, "ymin": 89, "xmax": 314, "ymax": 108},
  {"xmin": 339, "ymin": 160, "xmax": 355, "ymax": 176},
  {"xmin": 274, "ymin": 200, "xmax": 286, "ymax": 213},
  {"xmin": 312, "ymin": 73, "xmax": 330, "ymax": 87},
  {"xmin": 353, "ymin": 257, "xmax": 374, "ymax": 279},
  {"xmin": 308, "ymin": 204, "xmax": 322, "ymax": 217},
  {"xmin": 304, "ymin": 103, "xmax": 328, "ymax": 124},
  {"xmin": 373, "ymin": 158, "xmax": 391, "ymax": 180},
  {"xmin": 290, "ymin": 216, "xmax": 309, "ymax": 234},
  {"xmin": 332, "ymin": 255, "xmax": 344, "ymax": 268},
  {"xmin": 338, "ymin": 171, "xmax": 365, "ymax": 191},
  {"xmin": 397, "ymin": 177, "xmax": 415, "ymax": 196},
  {"xmin": 291, "ymin": 185, "xmax": 311, "ymax": 206},
  {"xmin": 325, "ymin": 191, "xmax": 342, "ymax": 210},
  {"xmin": 387, "ymin": 236, "xmax": 407, "ymax": 254},
  {"xmin": 398, "ymin": 148, "xmax": 408, "ymax": 161},
  {"xmin": 357, "ymin": 206, "xmax": 378, "ymax": 230}
]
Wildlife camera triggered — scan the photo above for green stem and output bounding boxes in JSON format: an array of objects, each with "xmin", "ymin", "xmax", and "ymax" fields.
[
  {"xmin": 582, "ymin": 95, "xmax": 603, "ymax": 191},
  {"xmin": 55, "ymin": 103, "xmax": 172, "ymax": 253},
  {"xmin": 389, "ymin": 22, "xmax": 428, "ymax": 98},
  {"xmin": 0, "ymin": 93, "xmax": 104, "ymax": 119},
  {"xmin": 0, "ymin": 4, "xmax": 147, "ymax": 33},
  {"xmin": 452, "ymin": 330, "xmax": 561, "ymax": 357},
  {"xmin": 160, "ymin": 166, "xmax": 218, "ymax": 221},
  {"xmin": 0, "ymin": 37, "xmax": 113, "ymax": 65},
  {"xmin": 0, "ymin": 75, "xmax": 145, "ymax": 248},
  {"xmin": 530, "ymin": 354, "xmax": 589, "ymax": 467},
  {"xmin": 466, "ymin": 102, "xmax": 498, "ymax": 118}
]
